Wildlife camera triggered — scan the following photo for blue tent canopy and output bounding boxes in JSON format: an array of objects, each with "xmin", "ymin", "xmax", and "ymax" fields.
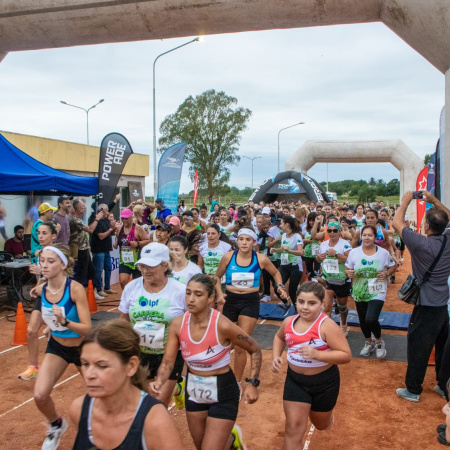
[{"xmin": 0, "ymin": 133, "xmax": 98, "ymax": 195}]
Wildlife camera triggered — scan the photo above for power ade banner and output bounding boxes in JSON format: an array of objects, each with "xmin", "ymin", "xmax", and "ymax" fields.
[
  {"xmin": 193, "ymin": 170, "xmax": 199, "ymax": 207},
  {"xmin": 98, "ymin": 133, "xmax": 133, "ymax": 206},
  {"xmin": 157, "ymin": 143, "xmax": 187, "ymax": 214},
  {"xmin": 416, "ymin": 166, "xmax": 428, "ymax": 232}
]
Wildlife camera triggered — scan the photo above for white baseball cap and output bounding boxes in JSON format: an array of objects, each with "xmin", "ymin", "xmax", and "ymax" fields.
[
  {"xmin": 262, "ymin": 206, "xmax": 271, "ymax": 215},
  {"xmin": 136, "ymin": 243, "xmax": 170, "ymax": 267}
]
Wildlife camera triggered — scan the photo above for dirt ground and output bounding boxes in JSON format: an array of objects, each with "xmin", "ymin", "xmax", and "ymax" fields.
[{"xmin": 0, "ymin": 250, "xmax": 448, "ymax": 449}]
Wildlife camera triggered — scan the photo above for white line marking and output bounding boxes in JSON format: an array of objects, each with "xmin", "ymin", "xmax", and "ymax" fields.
[
  {"xmin": 0, "ymin": 335, "xmax": 46, "ymax": 356},
  {"xmin": 0, "ymin": 373, "xmax": 80, "ymax": 419},
  {"xmin": 303, "ymin": 424, "xmax": 315, "ymax": 450},
  {"xmin": 0, "ymin": 314, "xmax": 16, "ymax": 320},
  {"xmin": 107, "ymin": 307, "xmax": 118, "ymax": 312},
  {"xmin": 260, "ymin": 319, "xmax": 266, "ymax": 324}
]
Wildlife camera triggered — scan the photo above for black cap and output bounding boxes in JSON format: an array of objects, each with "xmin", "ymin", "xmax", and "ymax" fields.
[
  {"xmin": 237, "ymin": 208, "xmax": 248, "ymax": 218},
  {"xmin": 155, "ymin": 198, "xmax": 164, "ymax": 205},
  {"xmin": 57, "ymin": 194, "xmax": 73, "ymax": 205},
  {"xmin": 274, "ymin": 212, "xmax": 284, "ymax": 225},
  {"xmin": 156, "ymin": 223, "xmax": 171, "ymax": 232}
]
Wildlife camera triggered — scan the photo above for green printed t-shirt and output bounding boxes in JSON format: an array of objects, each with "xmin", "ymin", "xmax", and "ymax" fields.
[
  {"xmin": 303, "ymin": 231, "xmax": 321, "ymax": 258},
  {"xmin": 318, "ymin": 239, "xmax": 352, "ymax": 285},
  {"xmin": 280, "ymin": 233, "xmax": 303, "ymax": 265},
  {"xmin": 268, "ymin": 226, "xmax": 283, "ymax": 261},
  {"xmin": 199, "ymin": 241, "xmax": 232, "ymax": 274},
  {"xmin": 118, "ymin": 278, "xmax": 186, "ymax": 354},
  {"xmin": 345, "ymin": 246, "xmax": 395, "ymax": 302}
]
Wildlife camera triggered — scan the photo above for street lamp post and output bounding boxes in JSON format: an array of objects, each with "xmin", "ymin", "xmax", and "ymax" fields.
[
  {"xmin": 152, "ymin": 37, "xmax": 201, "ymax": 199},
  {"xmin": 60, "ymin": 99, "xmax": 104, "ymax": 145},
  {"xmin": 277, "ymin": 122, "xmax": 305, "ymax": 173},
  {"xmin": 242, "ymin": 156, "xmax": 261, "ymax": 188}
]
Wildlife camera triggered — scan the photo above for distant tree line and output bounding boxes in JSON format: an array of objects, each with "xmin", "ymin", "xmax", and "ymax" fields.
[{"xmin": 322, "ymin": 178, "xmax": 400, "ymax": 202}]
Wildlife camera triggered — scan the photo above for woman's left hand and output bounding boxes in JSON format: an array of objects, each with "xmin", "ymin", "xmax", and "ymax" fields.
[
  {"xmin": 129, "ymin": 240, "xmax": 138, "ymax": 248},
  {"xmin": 377, "ymin": 270, "xmax": 388, "ymax": 281},
  {"xmin": 52, "ymin": 305, "xmax": 65, "ymax": 324},
  {"xmin": 243, "ymin": 383, "xmax": 259, "ymax": 404}
]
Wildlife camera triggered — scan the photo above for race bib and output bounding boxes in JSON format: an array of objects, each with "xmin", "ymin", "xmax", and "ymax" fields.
[
  {"xmin": 367, "ymin": 278, "xmax": 386, "ymax": 295},
  {"xmin": 133, "ymin": 321, "xmax": 165, "ymax": 350},
  {"xmin": 121, "ymin": 251, "xmax": 134, "ymax": 264},
  {"xmin": 280, "ymin": 253, "xmax": 290, "ymax": 265},
  {"xmin": 323, "ymin": 259, "xmax": 339, "ymax": 274},
  {"xmin": 231, "ymin": 272, "xmax": 254, "ymax": 288},
  {"xmin": 311, "ymin": 245, "xmax": 320, "ymax": 257},
  {"xmin": 187, "ymin": 373, "xmax": 218, "ymax": 404},
  {"xmin": 41, "ymin": 306, "xmax": 67, "ymax": 332}
]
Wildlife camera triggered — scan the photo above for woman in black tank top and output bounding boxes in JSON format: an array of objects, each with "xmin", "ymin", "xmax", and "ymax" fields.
[{"xmin": 71, "ymin": 320, "xmax": 184, "ymax": 450}]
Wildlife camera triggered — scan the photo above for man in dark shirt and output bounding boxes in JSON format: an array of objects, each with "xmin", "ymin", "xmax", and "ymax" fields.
[
  {"xmin": 155, "ymin": 198, "xmax": 172, "ymax": 221},
  {"xmin": 5, "ymin": 225, "xmax": 29, "ymax": 258},
  {"xmin": 54, "ymin": 194, "xmax": 72, "ymax": 245},
  {"xmin": 393, "ymin": 190, "xmax": 450, "ymax": 403},
  {"xmin": 89, "ymin": 204, "xmax": 120, "ymax": 296}
]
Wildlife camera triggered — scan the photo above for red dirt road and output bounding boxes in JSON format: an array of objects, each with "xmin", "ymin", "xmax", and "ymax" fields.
[{"xmin": 0, "ymin": 251, "xmax": 447, "ymax": 449}]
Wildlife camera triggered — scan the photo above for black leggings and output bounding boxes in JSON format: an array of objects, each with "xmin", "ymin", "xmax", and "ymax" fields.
[
  {"xmin": 304, "ymin": 257, "xmax": 321, "ymax": 279},
  {"xmin": 262, "ymin": 268, "xmax": 275, "ymax": 296},
  {"xmin": 355, "ymin": 300, "xmax": 384, "ymax": 339},
  {"xmin": 279, "ymin": 263, "xmax": 303, "ymax": 305}
]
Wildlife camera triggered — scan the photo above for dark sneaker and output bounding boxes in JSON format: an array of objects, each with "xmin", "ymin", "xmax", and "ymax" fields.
[{"xmin": 438, "ymin": 430, "xmax": 450, "ymax": 446}]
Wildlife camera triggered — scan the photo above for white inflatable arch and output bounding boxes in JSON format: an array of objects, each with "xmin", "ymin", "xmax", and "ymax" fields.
[{"xmin": 285, "ymin": 139, "xmax": 423, "ymax": 217}]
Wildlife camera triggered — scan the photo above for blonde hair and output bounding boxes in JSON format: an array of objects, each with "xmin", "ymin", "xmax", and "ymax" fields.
[{"xmin": 133, "ymin": 204, "xmax": 144, "ymax": 217}]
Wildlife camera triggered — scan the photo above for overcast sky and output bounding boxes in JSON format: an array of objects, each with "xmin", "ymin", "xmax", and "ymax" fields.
[{"xmin": 0, "ymin": 22, "xmax": 444, "ymax": 196}]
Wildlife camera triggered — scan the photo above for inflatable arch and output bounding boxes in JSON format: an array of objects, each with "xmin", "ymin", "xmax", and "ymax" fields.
[
  {"xmin": 285, "ymin": 139, "xmax": 423, "ymax": 217},
  {"xmin": 249, "ymin": 171, "xmax": 329, "ymax": 205}
]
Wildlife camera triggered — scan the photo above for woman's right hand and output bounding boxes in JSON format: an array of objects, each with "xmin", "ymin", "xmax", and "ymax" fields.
[
  {"xmin": 345, "ymin": 269, "xmax": 355, "ymax": 279},
  {"xmin": 149, "ymin": 380, "xmax": 162, "ymax": 397},
  {"xmin": 272, "ymin": 357, "xmax": 283, "ymax": 373}
]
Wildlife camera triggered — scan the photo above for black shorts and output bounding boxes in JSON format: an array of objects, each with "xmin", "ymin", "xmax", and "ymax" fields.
[
  {"xmin": 283, "ymin": 365, "xmax": 340, "ymax": 412},
  {"xmin": 141, "ymin": 350, "xmax": 184, "ymax": 380},
  {"xmin": 119, "ymin": 264, "xmax": 142, "ymax": 279},
  {"xmin": 223, "ymin": 290, "xmax": 260, "ymax": 323},
  {"xmin": 185, "ymin": 369, "xmax": 239, "ymax": 421},
  {"xmin": 326, "ymin": 281, "xmax": 351, "ymax": 298},
  {"xmin": 395, "ymin": 238, "xmax": 405, "ymax": 252},
  {"xmin": 46, "ymin": 336, "xmax": 81, "ymax": 366}
]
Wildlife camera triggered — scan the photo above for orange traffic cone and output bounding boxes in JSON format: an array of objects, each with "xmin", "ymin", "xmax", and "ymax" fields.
[
  {"xmin": 428, "ymin": 346, "xmax": 436, "ymax": 366},
  {"xmin": 12, "ymin": 302, "xmax": 27, "ymax": 346},
  {"xmin": 87, "ymin": 280, "xmax": 98, "ymax": 314}
]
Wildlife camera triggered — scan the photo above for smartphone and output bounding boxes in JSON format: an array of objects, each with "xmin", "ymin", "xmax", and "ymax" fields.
[{"xmin": 412, "ymin": 191, "xmax": 423, "ymax": 200}]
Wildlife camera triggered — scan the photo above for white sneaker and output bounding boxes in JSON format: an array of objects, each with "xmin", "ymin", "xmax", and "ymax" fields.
[
  {"xmin": 94, "ymin": 291, "xmax": 103, "ymax": 300},
  {"xmin": 42, "ymin": 418, "xmax": 68, "ymax": 450},
  {"xmin": 260, "ymin": 295, "xmax": 271, "ymax": 303},
  {"xmin": 360, "ymin": 340, "xmax": 375, "ymax": 357},
  {"xmin": 375, "ymin": 339, "xmax": 386, "ymax": 359}
]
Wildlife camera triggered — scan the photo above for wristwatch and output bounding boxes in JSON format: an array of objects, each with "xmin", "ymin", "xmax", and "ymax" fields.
[
  {"xmin": 62, "ymin": 318, "xmax": 70, "ymax": 327},
  {"xmin": 274, "ymin": 284, "xmax": 284, "ymax": 291},
  {"xmin": 245, "ymin": 378, "xmax": 260, "ymax": 387}
]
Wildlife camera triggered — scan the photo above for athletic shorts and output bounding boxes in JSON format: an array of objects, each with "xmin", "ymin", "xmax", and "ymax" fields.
[
  {"xmin": 395, "ymin": 239, "xmax": 405, "ymax": 252},
  {"xmin": 283, "ymin": 365, "xmax": 340, "ymax": 412},
  {"xmin": 223, "ymin": 290, "xmax": 260, "ymax": 323},
  {"xmin": 46, "ymin": 336, "xmax": 81, "ymax": 366},
  {"xmin": 326, "ymin": 281, "xmax": 352, "ymax": 298},
  {"xmin": 141, "ymin": 350, "xmax": 184, "ymax": 380},
  {"xmin": 119, "ymin": 263, "xmax": 142, "ymax": 279},
  {"xmin": 185, "ymin": 369, "xmax": 239, "ymax": 421}
]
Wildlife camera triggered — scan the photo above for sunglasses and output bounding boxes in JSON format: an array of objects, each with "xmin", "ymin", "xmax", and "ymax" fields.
[{"xmin": 328, "ymin": 228, "xmax": 339, "ymax": 233}]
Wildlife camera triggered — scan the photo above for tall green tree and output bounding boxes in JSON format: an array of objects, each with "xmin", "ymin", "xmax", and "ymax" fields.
[{"xmin": 158, "ymin": 89, "xmax": 252, "ymax": 202}]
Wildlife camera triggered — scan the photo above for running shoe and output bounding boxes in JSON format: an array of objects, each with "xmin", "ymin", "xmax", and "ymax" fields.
[
  {"xmin": 231, "ymin": 424, "xmax": 247, "ymax": 450},
  {"xmin": 360, "ymin": 340, "xmax": 375, "ymax": 357},
  {"xmin": 173, "ymin": 377, "xmax": 185, "ymax": 410},
  {"xmin": 396, "ymin": 388, "xmax": 420, "ymax": 402},
  {"xmin": 104, "ymin": 289, "xmax": 117, "ymax": 294},
  {"xmin": 340, "ymin": 324, "xmax": 348, "ymax": 337},
  {"xmin": 260, "ymin": 295, "xmax": 271, "ymax": 303},
  {"xmin": 97, "ymin": 290, "xmax": 108, "ymax": 297},
  {"xmin": 18, "ymin": 365, "xmax": 39, "ymax": 380},
  {"xmin": 41, "ymin": 418, "xmax": 68, "ymax": 450},
  {"xmin": 438, "ymin": 430, "xmax": 450, "ymax": 446},
  {"xmin": 434, "ymin": 385, "xmax": 446, "ymax": 399},
  {"xmin": 94, "ymin": 291, "xmax": 103, "ymax": 300},
  {"xmin": 375, "ymin": 339, "xmax": 386, "ymax": 359},
  {"xmin": 437, "ymin": 424, "xmax": 447, "ymax": 434}
]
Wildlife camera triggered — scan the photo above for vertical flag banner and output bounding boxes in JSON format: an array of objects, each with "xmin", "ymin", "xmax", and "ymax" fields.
[
  {"xmin": 98, "ymin": 133, "xmax": 133, "ymax": 207},
  {"xmin": 416, "ymin": 166, "xmax": 429, "ymax": 231},
  {"xmin": 193, "ymin": 170, "xmax": 199, "ymax": 207},
  {"xmin": 157, "ymin": 143, "xmax": 187, "ymax": 214}
]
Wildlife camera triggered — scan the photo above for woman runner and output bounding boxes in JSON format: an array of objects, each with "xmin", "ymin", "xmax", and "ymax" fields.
[
  {"xmin": 118, "ymin": 243, "xmax": 187, "ymax": 406},
  {"xmin": 303, "ymin": 212, "xmax": 322, "ymax": 280},
  {"xmin": 215, "ymin": 227, "xmax": 287, "ymax": 394},
  {"xmin": 33, "ymin": 244, "xmax": 91, "ymax": 449},
  {"xmin": 169, "ymin": 235, "xmax": 202, "ymax": 285},
  {"xmin": 150, "ymin": 274, "xmax": 261, "ymax": 450},
  {"xmin": 272, "ymin": 282, "xmax": 351, "ymax": 450},
  {"xmin": 114, "ymin": 208, "xmax": 150, "ymax": 291},
  {"xmin": 71, "ymin": 320, "xmax": 184, "ymax": 450},
  {"xmin": 345, "ymin": 225, "xmax": 396, "ymax": 358}
]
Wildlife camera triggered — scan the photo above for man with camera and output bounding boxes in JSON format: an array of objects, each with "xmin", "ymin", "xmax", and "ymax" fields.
[{"xmin": 393, "ymin": 190, "xmax": 450, "ymax": 403}]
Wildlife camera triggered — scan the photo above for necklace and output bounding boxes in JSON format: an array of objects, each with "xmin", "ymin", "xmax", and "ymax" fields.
[{"xmin": 47, "ymin": 277, "xmax": 66, "ymax": 295}]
